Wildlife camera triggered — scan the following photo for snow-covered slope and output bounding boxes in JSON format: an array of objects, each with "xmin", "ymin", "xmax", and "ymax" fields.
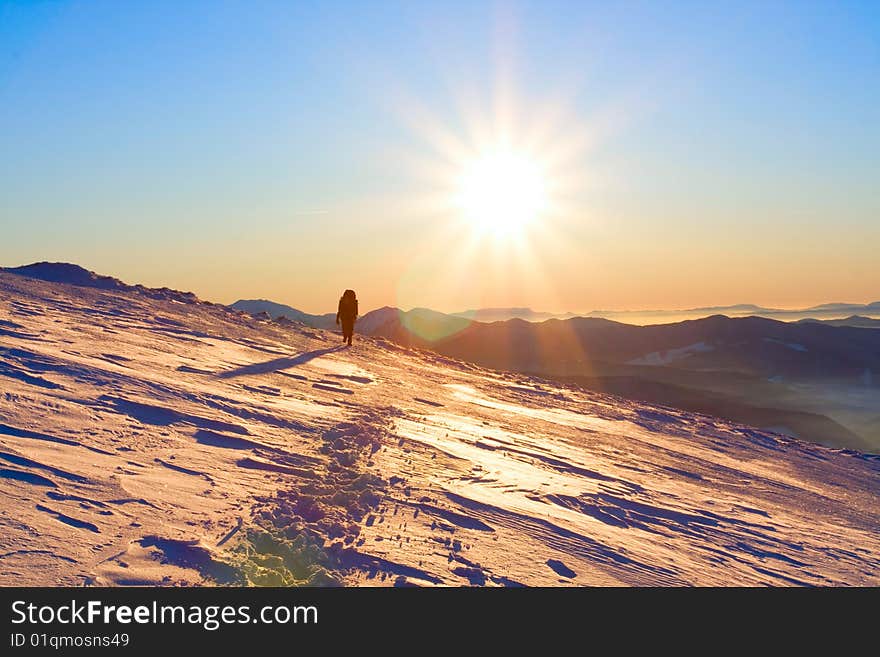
[
  {"xmin": 1, "ymin": 271, "xmax": 878, "ymax": 586},
  {"xmin": 2, "ymin": 262, "xmax": 200, "ymax": 304}
]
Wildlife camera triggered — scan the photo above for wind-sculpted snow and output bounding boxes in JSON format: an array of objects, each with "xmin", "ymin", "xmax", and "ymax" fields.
[{"xmin": 0, "ymin": 271, "xmax": 878, "ymax": 586}]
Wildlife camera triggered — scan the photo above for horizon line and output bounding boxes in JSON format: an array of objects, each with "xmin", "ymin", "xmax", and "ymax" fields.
[{"xmin": 2, "ymin": 261, "xmax": 877, "ymax": 319}]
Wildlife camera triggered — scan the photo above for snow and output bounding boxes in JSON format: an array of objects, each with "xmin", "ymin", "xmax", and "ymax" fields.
[
  {"xmin": 763, "ymin": 337, "xmax": 809, "ymax": 352},
  {"xmin": 627, "ymin": 341, "xmax": 714, "ymax": 366},
  {"xmin": 0, "ymin": 271, "xmax": 878, "ymax": 586}
]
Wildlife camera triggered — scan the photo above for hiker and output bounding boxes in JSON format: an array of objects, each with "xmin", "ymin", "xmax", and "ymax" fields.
[{"xmin": 336, "ymin": 289, "xmax": 358, "ymax": 346}]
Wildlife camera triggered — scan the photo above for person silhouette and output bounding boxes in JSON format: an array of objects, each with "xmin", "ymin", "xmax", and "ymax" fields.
[{"xmin": 336, "ymin": 289, "xmax": 358, "ymax": 346}]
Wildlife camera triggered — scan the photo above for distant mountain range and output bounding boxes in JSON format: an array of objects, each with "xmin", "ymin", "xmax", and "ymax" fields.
[
  {"xmin": 229, "ymin": 299, "xmax": 581, "ymax": 326},
  {"xmin": 797, "ymin": 315, "xmax": 880, "ymax": 329},
  {"xmin": 229, "ymin": 299, "xmax": 337, "ymax": 329},
  {"xmin": 423, "ymin": 314, "xmax": 880, "ymax": 381},
  {"xmin": 430, "ymin": 301, "xmax": 880, "ymax": 323},
  {"xmin": 581, "ymin": 302, "xmax": 880, "ymax": 324},
  {"xmin": 231, "ymin": 297, "xmax": 880, "ymax": 327},
  {"xmin": 450, "ymin": 307, "xmax": 579, "ymax": 322},
  {"xmin": 230, "ymin": 300, "xmax": 477, "ymax": 342}
]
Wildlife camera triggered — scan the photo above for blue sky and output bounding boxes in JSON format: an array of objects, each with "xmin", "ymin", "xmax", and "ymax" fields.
[{"xmin": 1, "ymin": 1, "xmax": 878, "ymax": 312}]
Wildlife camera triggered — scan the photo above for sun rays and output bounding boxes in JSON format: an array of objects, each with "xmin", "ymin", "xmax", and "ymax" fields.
[{"xmin": 376, "ymin": 15, "xmax": 612, "ymax": 321}]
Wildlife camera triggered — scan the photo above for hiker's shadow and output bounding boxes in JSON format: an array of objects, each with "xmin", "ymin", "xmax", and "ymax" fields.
[{"xmin": 216, "ymin": 346, "xmax": 344, "ymax": 379}]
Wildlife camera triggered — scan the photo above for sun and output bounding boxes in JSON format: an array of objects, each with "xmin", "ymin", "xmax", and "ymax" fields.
[{"xmin": 454, "ymin": 149, "xmax": 548, "ymax": 237}]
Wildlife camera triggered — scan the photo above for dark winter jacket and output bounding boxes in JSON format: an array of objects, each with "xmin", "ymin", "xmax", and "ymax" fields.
[{"xmin": 336, "ymin": 290, "xmax": 358, "ymax": 324}]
